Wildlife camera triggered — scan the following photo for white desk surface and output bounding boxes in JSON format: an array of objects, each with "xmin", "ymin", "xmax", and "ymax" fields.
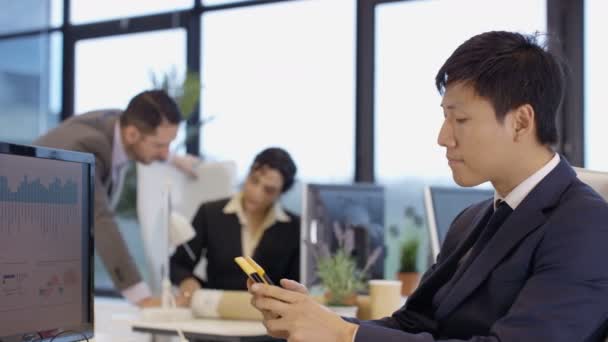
[{"xmin": 130, "ymin": 318, "xmax": 267, "ymax": 336}]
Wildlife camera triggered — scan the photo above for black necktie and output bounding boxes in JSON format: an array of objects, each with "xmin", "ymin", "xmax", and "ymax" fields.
[
  {"xmin": 457, "ymin": 200, "xmax": 512, "ymax": 270},
  {"xmin": 433, "ymin": 200, "xmax": 513, "ymax": 308}
]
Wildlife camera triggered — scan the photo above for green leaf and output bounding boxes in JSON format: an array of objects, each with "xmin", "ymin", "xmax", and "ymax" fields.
[
  {"xmin": 399, "ymin": 238, "xmax": 419, "ymax": 273},
  {"xmin": 316, "ymin": 248, "xmax": 365, "ymax": 306}
]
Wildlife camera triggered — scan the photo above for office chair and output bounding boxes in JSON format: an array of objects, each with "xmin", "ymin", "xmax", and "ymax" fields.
[
  {"xmin": 573, "ymin": 167, "xmax": 608, "ymax": 201},
  {"xmin": 136, "ymin": 160, "xmax": 237, "ymax": 294}
]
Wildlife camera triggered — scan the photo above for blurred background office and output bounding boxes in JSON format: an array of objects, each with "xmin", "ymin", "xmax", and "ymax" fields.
[{"xmin": 0, "ymin": 0, "xmax": 604, "ymax": 304}]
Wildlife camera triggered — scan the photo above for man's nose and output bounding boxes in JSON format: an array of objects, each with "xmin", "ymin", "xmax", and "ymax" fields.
[
  {"xmin": 159, "ymin": 148, "xmax": 170, "ymax": 161},
  {"xmin": 437, "ymin": 120, "xmax": 455, "ymax": 148}
]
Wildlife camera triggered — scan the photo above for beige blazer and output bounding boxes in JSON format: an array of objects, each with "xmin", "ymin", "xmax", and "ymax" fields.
[{"xmin": 34, "ymin": 110, "xmax": 142, "ymax": 291}]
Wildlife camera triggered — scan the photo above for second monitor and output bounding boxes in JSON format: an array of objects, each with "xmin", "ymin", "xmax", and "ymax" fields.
[
  {"xmin": 300, "ymin": 183, "xmax": 385, "ymax": 288},
  {"xmin": 424, "ymin": 185, "xmax": 494, "ymax": 259}
]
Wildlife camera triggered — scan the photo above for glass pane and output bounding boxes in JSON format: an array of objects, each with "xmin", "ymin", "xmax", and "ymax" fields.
[
  {"xmin": 0, "ymin": 0, "xmax": 62, "ymax": 35},
  {"xmin": 585, "ymin": 0, "xmax": 608, "ymax": 170},
  {"xmin": 200, "ymin": 0, "xmax": 355, "ymax": 184},
  {"xmin": 375, "ymin": 0, "xmax": 546, "ymax": 276},
  {"xmin": 75, "ymin": 30, "xmax": 187, "ymax": 113},
  {"xmin": 70, "ymin": 0, "xmax": 193, "ymax": 24},
  {"xmin": 75, "ymin": 29, "xmax": 187, "ymax": 292},
  {"xmin": 0, "ymin": 33, "xmax": 62, "ymax": 145}
]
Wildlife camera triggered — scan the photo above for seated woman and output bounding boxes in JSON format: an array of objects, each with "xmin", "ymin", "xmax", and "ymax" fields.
[{"xmin": 170, "ymin": 147, "xmax": 299, "ymax": 304}]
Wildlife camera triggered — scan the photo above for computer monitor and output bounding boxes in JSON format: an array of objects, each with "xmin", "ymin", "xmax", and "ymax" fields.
[
  {"xmin": 424, "ymin": 185, "xmax": 493, "ymax": 259},
  {"xmin": 300, "ymin": 183, "xmax": 384, "ymax": 288},
  {"xmin": 0, "ymin": 142, "xmax": 94, "ymax": 342}
]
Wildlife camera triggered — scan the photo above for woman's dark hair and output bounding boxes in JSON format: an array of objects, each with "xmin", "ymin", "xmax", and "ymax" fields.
[
  {"xmin": 250, "ymin": 147, "xmax": 297, "ymax": 193},
  {"xmin": 120, "ymin": 89, "xmax": 182, "ymax": 134},
  {"xmin": 435, "ymin": 31, "xmax": 565, "ymax": 145}
]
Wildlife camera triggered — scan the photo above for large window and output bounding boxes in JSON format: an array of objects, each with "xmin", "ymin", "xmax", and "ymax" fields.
[
  {"xmin": 0, "ymin": 0, "xmax": 62, "ymax": 35},
  {"xmin": 75, "ymin": 30, "xmax": 186, "ymax": 113},
  {"xmin": 375, "ymin": 0, "xmax": 546, "ymax": 276},
  {"xmin": 0, "ymin": 33, "xmax": 62, "ymax": 145},
  {"xmin": 70, "ymin": 0, "xmax": 193, "ymax": 24},
  {"xmin": 200, "ymin": 0, "xmax": 355, "ymax": 183},
  {"xmin": 75, "ymin": 29, "xmax": 187, "ymax": 291},
  {"xmin": 584, "ymin": 0, "xmax": 608, "ymax": 171}
]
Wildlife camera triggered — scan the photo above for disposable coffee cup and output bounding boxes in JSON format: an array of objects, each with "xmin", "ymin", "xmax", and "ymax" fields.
[{"xmin": 369, "ymin": 279, "xmax": 402, "ymax": 319}]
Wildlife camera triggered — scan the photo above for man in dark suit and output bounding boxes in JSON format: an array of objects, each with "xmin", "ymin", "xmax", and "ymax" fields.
[
  {"xmin": 248, "ymin": 31, "xmax": 608, "ymax": 341},
  {"xmin": 34, "ymin": 90, "xmax": 199, "ymax": 306}
]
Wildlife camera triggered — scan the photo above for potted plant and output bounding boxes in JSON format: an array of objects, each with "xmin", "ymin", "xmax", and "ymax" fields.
[
  {"xmin": 308, "ymin": 223, "xmax": 381, "ymax": 317},
  {"xmin": 150, "ymin": 68, "xmax": 212, "ymax": 151},
  {"xmin": 317, "ymin": 248, "xmax": 365, "ymax": 309},
  {"xmin": 396, "ymin": 237, "xmax": 420, "ymax": 296}
]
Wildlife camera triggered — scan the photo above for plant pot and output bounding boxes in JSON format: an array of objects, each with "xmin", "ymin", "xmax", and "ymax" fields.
[
  {"xmin": 396, "ymin": 272, "xmax": 420, "ymax": 296},
  {"xmin": 326, "ymin": 305, "xmax": 358, "ymax": 318},
  {"xmin": 324, "ymin": 291, "xmax": 358, "ymax": 306}
]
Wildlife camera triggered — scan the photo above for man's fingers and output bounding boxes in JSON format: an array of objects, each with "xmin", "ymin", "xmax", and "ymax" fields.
[
  {"xmin": 171, "ymin": 155, "xmax": 201, "ymax": 178},
  {"xmin": 252, "ymin": 296, "xmax": 290, "ymax": 316},
  {"xmin": 250, "ymin": 283, "xmax": 301, "ymax": 303},
  {"xmin": 137, "ymin": 296, "xmax": 161, "ymax": 308},
  {"xmin": 280, "ymin": 279, "xmax": 308, "ymax": 294},
  {"xmin": 263, "ymin": 317, "xmax": 290, "ymax": 339},
  {"xmin": 263, "ymin": 310, "xmax": 280, "ymax": 320},
  {"xmin": 249, "ymin": 294, "xmax": 280, "ymax": 319}
]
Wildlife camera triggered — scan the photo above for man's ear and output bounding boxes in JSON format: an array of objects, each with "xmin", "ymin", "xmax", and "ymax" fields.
[
  {"xmin": 511, "ymin": 104, "xmax": 535, "ymax": 141},
  {"xmin": 122, "ymin": 125, "xmax": 141, "ymax": 144}
]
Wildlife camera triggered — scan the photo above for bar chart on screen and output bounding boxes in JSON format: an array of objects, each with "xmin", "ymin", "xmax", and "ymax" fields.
[{"xmin": 0, "ymin": 174, "xmax": 80, "ymax": 237}]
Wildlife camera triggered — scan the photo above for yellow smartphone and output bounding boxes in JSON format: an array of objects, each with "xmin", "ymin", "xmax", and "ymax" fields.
[{"xmin": 234, "ymin": 256, "xmax": 275, "ymax": 285}]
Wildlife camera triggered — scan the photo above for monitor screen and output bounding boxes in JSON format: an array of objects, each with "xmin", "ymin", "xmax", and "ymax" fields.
[
  {"xmin": 0, "ymin": 142, "xmax": 94, "ymax": 342},
  {"xmin": 301, "ymin": 183, "xmax": 384, "ymax": 288},
  {"xmin": 424, "ymin": 186, "xmax": 493, "ymax": 259}
]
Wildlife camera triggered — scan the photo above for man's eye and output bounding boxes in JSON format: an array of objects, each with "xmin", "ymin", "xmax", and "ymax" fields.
[
  {"xmin": 455, "ymin": 118, "xmax": 469, "ymax": 123},
  {"xmin": 264, "ymin": 187, "xmax": 277, "ymax": 195}
]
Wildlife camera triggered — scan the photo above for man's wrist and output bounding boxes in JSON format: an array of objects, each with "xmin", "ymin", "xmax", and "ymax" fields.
[
  {"xmin": 121, "ymin": 281, "xmax": 152, "ymax": 304},
  {"xmin": 341, "ymin": 321, "xmax": 359, "ymax": 342}
]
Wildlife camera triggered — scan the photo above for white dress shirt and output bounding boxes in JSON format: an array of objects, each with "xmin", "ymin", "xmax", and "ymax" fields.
[
  {"xmin": 494, "ymin": 153, "xmax": 560, "ymax": 210},
  {"xmin": 111, "ymin": 122, "xmax": 152, "ymax": 304}
]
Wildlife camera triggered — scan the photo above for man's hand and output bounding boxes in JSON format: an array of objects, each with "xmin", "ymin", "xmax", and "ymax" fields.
[
  {"xmin": 170, "ymin": 154, "xmax": 201, "ymax": 178},
  {"xmin": 249, "ymin": 279, "xmax": 358, "ymax": 342},
  {"xmin": 136, "ymin": 296, "xmax": 161, "ymax": 308}
]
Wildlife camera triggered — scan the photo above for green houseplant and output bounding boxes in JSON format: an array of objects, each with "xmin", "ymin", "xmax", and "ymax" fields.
[
  {"xmin": 307, "ymin": 223, "xmax": 382, "ymax": 315},
  {"xmin": 316, "ymin": 248, "xmax": 366, "ymax": 306},
  {"xmin": 399, "ymin": 238, "xmax": 419, "ymax": 273},
  {"xmin": 396, "ymin": 237, "xmax": 421, "ymax": 295},
  {"xmin": 150, "ymin": 68, "xmax": 211, "ymax": 150}
]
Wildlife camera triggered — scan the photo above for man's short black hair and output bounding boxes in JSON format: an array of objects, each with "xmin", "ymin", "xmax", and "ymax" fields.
[
  {"xmin": 120, "ymin": 89, "xmax": 182, "ymax": 134},
  {"xmin": 435, "ymin": 31, "xmax": 565, "ymax": 145},
  {"xmin": 250, "ymin": 147, "xmax": 297, "ymax": 193}
]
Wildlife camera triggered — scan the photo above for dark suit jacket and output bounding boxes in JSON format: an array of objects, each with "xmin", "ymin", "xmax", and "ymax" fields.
[
  {"xmin": 170, "ymin": 198, "xmax": 300, "ymax": 290},
  {"xmin": 34, "ymin": 110, "xmax": 143, "ymax": 290},
  {"xmin": 353, "ymin": 158, "xmax": 608, "ymax": 341}
]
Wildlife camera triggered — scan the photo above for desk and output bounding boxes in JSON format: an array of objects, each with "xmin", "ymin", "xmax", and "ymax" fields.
[{"xmin": 130, "ymin": 318, "xmax": 279, "ymax": 342}]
